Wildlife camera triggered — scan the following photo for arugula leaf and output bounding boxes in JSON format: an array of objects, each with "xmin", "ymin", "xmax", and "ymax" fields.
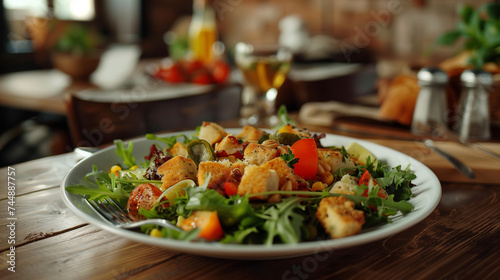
[
  {"xmin": 140, "ymin": 223, "xmax": 200, "ymax": 241},
  {"xmin": 375, "ymin": 165, "xmax": 416, "ymax": 202},
  {"xmin": 185, "ymin": 187, "xmax": 255, "ymax": 227},
  {"xmin": 349, "ymin": 184, "xmax": 414, "ymax": 215},
  {"xmin": 145, "ymin": 133, "xmax": 196, "ymax": 148},
  {"xmin": 220, "ymin": 227, "xmax": 259, "ymax": 244},
  {"xmin": 258, "ymin": 197, "xmax": 305, "ymax": 245},
  {"xmin": 273, "ymin": 105, "xmax": 295, "ymax": 130},
  {"xmin": 65, "ymin": 183, "xmax": 129, "ymax": 201},
  {"xmin": 66, "ymin": 165, "xmax": 131, "ymax": 204},
  {"xmin": 114, "ymin": 140, "xmax": 136, "ymax": 168},
  {"xmin": 280, "ymin": 147, "xmax": 299, "ymax": 169}
]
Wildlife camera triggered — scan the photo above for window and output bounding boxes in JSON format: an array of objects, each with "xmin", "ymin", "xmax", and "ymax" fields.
[
  {"xmin": 4, "ymin": 0, "xmax": 94, "ymax": 20},
  {"xmin": 53, "ymin": 0, "xmax": 95, "ymax": 21},
  {"xmin": 2, "ymin": 0, "xmax": 95, "ymax": 53}
]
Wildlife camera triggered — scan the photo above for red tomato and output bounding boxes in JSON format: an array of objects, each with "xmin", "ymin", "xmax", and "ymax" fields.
[
  {"xmin": 127, "ymin": 183, "xmax": 164, "ymax": 220},
  {"xmin": 191, "ymin": 71, "xmax": 213, "ymax": 85},
  {"xmin": 182, "ymin": 59, "xmax": 204, "ymax": 76},
  {"xmin": 359, "ymin": 170, "xmax": 372, "ymax": 187},
  {"xmin": 223, "ymin": 181, "xmax": 238, "ymax": 196},
  {"xmin": 157, "ymin": 63, "xmax": 187, "ymax": 83},
  {"xmin": 359, "ymin": 170, "xmax": 388, "ymax": 199},
  {"xmin": 211, "ymin": 61, "xmax": 230, "ymax": 84},
  {"xmin": 290, "ymin": 138, "xmax": 318, "ymax": 180},
  {"xmin": 180, "ymin": 211, "xmax": 224, "ymax": 241}
]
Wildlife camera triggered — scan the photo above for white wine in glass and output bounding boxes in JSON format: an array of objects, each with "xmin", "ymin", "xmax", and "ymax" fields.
[{"xmin": 235, "ymin": 42, "xmax": 292, "ymax": 126}]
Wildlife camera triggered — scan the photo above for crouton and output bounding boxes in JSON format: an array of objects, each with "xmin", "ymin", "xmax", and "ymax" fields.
[
  {"xmin": 199, "ymin": 121, "xmax": 227, "ymax": 146},
  {"xmin": 157, "ymin": 156, "xmax": 197, "ymax": 191},
  {"xmin": 197, "ymin": 161, "xmax": 229, "ymax": 194},
  {"xmin": 237, "ymin": 165, "xmax": 279, "ymax": 200},
  {"xmin": 261, "ymin": 157, "xmax": 299, "ymax": 190},
  {"xmin": 329, "ymin": 174, "xmax": 358, "ymax": 195},
  {"xmin": 169, "ymin": 142, "xmax": 188, "ymax": 157},
  {"xmin": 215, "ymin": 135, "xmax": 244, "ymax": 160},
  {"xmin": 226, "ymin": 161, "xmax": 247, "ymax": 184},
  {"xmin": 316, "ymin": 196, "xmax": 365, "ymax": 239},
  {"xmin": 237, "ymin": 125, "xmax": 266, "ymax": 142},
  {"xmin": 244, "ymin": 143, "xmax": 280, "ymax": 166},
  {"xmin": 317, "ymin": 148, "xmax": 355, "ymax": 173}
]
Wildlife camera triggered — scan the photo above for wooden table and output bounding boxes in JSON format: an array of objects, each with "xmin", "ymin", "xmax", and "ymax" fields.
[{"xmin": 1, "ymin": 118, "xmax": 499, "ymax": 280}]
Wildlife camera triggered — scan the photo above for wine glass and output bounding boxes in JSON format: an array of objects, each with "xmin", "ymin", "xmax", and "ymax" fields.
[{"xmin": 235, "ymin": 42, "xmax": 292, "ymax": 127}]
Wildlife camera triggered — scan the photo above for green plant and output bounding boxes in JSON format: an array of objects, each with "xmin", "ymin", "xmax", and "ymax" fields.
[
  {"xmin": 435, "ymin": 3, "xmax": 500, "ymax": 69},
  {"xmin": 54, "ymin": 23, "xmax": 97, "ymax": 55}
]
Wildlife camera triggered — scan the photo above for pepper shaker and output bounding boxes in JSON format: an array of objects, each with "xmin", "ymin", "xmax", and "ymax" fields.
[
  {"xmin": 453, "ymin": 69, "xmax": 492, "ymax": 141},
  {"xmin": 411, "ymin": 67, "xmax": 449, "ymax": 136}
]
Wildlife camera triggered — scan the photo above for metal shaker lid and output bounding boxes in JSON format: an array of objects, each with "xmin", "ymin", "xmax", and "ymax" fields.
[
  {"xmin": 417, "ymin": 67, "xmax": 448, "ymax": 86},
  {"xmin": 460, "ymin": 69, "xmax": 493, "ymax": 87}
]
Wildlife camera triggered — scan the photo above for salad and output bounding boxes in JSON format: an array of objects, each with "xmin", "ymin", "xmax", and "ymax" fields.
[{"xmin": 66, "ymin": 108, "xmax": 416, "ymax": 245}]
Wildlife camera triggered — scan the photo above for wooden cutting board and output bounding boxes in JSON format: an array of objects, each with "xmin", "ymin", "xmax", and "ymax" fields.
[{"xmin": 368, "ymin": 139, "xmax": 500, "ymax": 184}]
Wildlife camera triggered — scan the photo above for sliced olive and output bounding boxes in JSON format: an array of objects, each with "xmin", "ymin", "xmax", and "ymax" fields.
[
  {"xmin": 187, "ymin": 139, "xmax": 215, "ymax": 166},
  {"xmin": 258, "ymin": 133, "xmax": 270, "ymax": 144},
  {"xmin": 269, "ymin": 132, "xmax": 301, "ymax": 145}
]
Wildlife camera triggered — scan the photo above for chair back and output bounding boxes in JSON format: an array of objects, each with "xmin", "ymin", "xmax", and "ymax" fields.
[{"xmin": 66, "ymin": 84, "xmax": 242, "ymax": 147}]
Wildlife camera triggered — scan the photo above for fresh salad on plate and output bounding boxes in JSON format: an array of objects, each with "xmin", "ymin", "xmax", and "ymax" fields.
[{"xmin": 66, "ymin": 107, "xmax": 416, "ymax": 245}]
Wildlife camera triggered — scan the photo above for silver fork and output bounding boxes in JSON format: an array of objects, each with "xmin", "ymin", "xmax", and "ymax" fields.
[{"xmin": 85, "ymin": 197, "xmax": 183, "ymax": 232}]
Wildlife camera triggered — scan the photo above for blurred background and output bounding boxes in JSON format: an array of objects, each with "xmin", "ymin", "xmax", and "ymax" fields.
[
  {"xmin": 0, "ymin": 0, "xmax": 472, "ymax": 67},
  {"xmin": 0, "ymin": 0, "xmax": 498, "ymax": 166}
]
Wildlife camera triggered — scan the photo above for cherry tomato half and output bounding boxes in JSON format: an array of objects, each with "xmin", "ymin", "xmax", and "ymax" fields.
[
  {"xmin": 290, "ymin": 138, "xmax": 318, "ymax": 180},
  {"xmin": 211, "ymin": 61, "xmax": 230, "ymax": 84},
  {"xmin": 180, "ymin": 210, "xmax": 224, "ymax": 241}
]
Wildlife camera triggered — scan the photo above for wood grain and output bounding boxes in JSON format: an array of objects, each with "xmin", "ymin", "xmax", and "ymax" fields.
[
  {"xmin": 0, "ymin": 187, "xmax": 87, "ymax": 251},
  {"xmin": 370, "ymin": 139, "xmax": 500, "ymax": 184},
  {"xmin": 1, "ymin": 183, "xmax": 499, "ymax": 280}
]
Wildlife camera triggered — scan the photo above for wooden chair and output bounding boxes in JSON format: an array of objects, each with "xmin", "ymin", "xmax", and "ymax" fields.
[{"xmin": 65, "ymin": 83, "xmax": 242, "ymax": 147}]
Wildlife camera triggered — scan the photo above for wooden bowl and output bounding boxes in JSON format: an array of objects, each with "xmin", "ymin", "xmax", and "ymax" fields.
[{"xmin": 52, "ymin": 52, "xmax": 101, "ymax": 80}]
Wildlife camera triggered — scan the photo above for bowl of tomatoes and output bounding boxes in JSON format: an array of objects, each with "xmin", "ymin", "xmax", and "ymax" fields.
[{"xmin": 150, "ymin": 58, "xmax": 231, "ymax": 85}]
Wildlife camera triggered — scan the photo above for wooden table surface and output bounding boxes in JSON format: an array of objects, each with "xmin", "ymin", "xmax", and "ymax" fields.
[{"xmin": 1, "ymin": 118, "xmax": 499, "ymax": 280}]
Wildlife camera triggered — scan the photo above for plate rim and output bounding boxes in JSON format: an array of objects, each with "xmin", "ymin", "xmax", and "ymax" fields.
[{"xmin": 60, "ymin": 129, "xmax": 442, "ymax": 259}]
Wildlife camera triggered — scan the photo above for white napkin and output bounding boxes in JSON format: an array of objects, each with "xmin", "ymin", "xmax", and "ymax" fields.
[
  {"xmin": 91, "ymin": 44, "xmax": 142, "ymax": 89},
  {"xmin": 298, "ymin": 101, "xmax": 382, "ymax": 127}
]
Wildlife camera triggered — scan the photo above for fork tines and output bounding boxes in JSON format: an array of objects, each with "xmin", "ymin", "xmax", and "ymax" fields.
[{"xmin": 88, "ymin": 198, "xmax": 132, "ymax": 224}]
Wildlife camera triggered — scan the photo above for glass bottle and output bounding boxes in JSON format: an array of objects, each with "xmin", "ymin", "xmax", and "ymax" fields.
[
  {"xmin": 188, "ymin": 0, "xmax": 218, "ymax": 64},
  {"xmin": 453, "ymin": 69, "xmax": 492, "ymax": 141},
  {"xmin": 411, "ymin": 67, "xmax": 449, "ymax": 136}
]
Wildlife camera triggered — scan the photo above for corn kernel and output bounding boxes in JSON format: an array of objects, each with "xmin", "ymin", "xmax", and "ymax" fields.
[
  {"xmin": 129, "ymin": 165, "xmax": 139, "ymax": 171},
  {"xmin": 109, "ymin": 165, "xmax": 122, "ymax": 176},
  {"xmin": 311, "ymin": 181, "xmax": 324, "ymax": 191},
  {"xmin": 321, "ymin": 172, "xmax": 334, "ymax": 185},
  {"xmin": 150, "ymin": 228, "xmax": 163, "ymax": 238}
]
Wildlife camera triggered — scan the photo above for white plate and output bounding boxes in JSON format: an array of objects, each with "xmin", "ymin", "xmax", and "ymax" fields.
[{"xmin": 61, "ymin": 129, "xmax": 441, "ymax": 259}]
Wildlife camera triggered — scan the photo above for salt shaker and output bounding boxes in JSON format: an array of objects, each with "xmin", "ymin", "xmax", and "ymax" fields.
[
  {"xmin": 411, "ymin": 67, "xmax": 449, "ymax": 136},
  {"xmin": 453, "ymin": 69, "xmax": 492, "ymax": 141}
]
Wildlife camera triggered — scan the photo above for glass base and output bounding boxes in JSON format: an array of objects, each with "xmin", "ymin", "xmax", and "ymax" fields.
[{"xmin": 239, "ymin": 114, "xmax": 279, "ymax": 128}]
